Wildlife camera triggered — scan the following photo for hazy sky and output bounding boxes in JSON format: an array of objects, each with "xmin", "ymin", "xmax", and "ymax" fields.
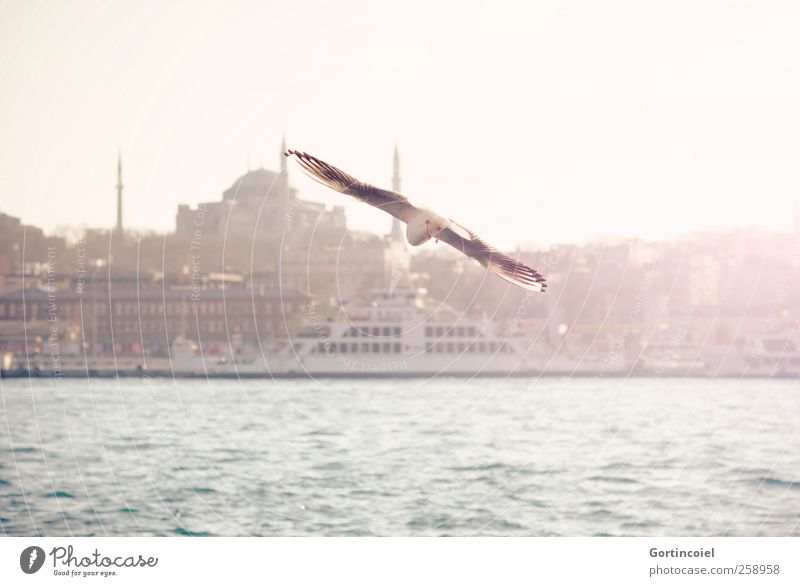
[{"xmin": 1, "ymin": 0, "xmax": 800, "ymax": 248}]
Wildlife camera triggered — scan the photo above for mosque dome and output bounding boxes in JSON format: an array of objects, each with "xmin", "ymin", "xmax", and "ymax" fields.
[{"xmin": 223, "ymin": 167, "xmax": 284, "ymax": 200}]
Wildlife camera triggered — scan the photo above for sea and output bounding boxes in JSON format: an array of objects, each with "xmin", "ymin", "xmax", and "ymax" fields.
[{"xmin": 1, "ymin": 377, "xmax": 798, "ymax": 536}]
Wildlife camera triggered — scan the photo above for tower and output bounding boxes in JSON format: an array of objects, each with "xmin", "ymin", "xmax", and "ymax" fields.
[
  {"xmin": 280, "ymin": 134, "xmax": 287, "ymax": 175},
  {"xmin": 115, "ymin": 152, "xmax": 123, "ymax": 234},
  {"xmin": 386, "ymin": 144, "xmax": 410, "ymax": 291},
  {"xmin": 389, "ymin": 144, "xmax": 404, "ymax": 242},
  {"xmin": 278, "ymin": 135, "xmax": 291, "ymax": 222},
  {"xmin": 392, "ymin": 144, "xmax": 401, "ymax": 192}
]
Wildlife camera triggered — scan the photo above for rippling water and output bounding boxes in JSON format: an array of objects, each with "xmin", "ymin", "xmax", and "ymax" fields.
[{"xmin": 1, "ymin": 377, "xmax": 798, "ymax": 536}]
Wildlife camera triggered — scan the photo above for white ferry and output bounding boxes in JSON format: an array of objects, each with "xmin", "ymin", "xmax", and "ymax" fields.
[
  {"xmin": 702, "ymin": 323, "xmax": 800, "ymax": 378},
  {"xmin": 0, "ymin": 287, "xmax": 629, "ymax": 378},
  {"xmin": 171, "ymin": 287, "xmax": 552, "ymax": 377}
]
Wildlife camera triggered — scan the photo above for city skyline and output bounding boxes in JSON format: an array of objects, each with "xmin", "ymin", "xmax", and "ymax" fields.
[
  {"xmin": 3, "ymin": 1, "xmax": 800, "ymax": 248},
  {"xmin": 3, "ymin": 0, "xmax": 800, "ymax": 555},
  {"xmin": 2, "ymin": 143, "xmax": 799, "ymax": 253}
]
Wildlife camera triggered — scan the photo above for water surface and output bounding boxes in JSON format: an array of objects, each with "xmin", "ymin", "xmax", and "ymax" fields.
[{"xmin": 1, "ymin": 377, "xmax": 798, "ymax": 536}]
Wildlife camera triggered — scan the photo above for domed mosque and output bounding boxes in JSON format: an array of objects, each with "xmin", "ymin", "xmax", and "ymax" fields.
[
  {"xmin": 222, "ymin": 166, "xmax": 285, "ymax": 202},
  {"xmin": 174, "ymin": 139, "xmax": 407, "ymax": 297},
  {"xmin": 176, "ymin": 137, "xmax": 347, "ymax": 246}
]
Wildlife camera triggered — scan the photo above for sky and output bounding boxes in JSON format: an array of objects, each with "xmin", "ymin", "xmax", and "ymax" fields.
[{"xmin": 1, "ymin": 0, "xmax": 800, "ymax": 249}]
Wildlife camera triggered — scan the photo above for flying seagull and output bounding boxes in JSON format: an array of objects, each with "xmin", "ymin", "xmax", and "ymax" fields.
[{"xmin": 285, "ymin": 150, "xmax": 547, "ymax": 292}]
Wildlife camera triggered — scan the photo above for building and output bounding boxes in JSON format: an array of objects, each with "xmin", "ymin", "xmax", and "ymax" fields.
[
  {"xmin": 175, "ymin": 139, "xmax": 347, "ymax": 274},
  {"xmin": 0, "ymin": 212, "xmax": 65, "ymax": 290},
  {"xmin": 280, "ymin": 232, "xmax": 399, "ymax": 300},
  {"xmin": 0, "ymin": 282, "xmax": 307, "ymax": 356},
  {"xmin": 279, "ymin": 146, "xmax": 411, "ymax": 300}
]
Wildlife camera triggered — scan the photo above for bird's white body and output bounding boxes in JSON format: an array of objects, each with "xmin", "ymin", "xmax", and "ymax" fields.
[
  {"xmin": 405, "ymin": 208, "xmax": 445, "ymax": 246},
  {"xmin": 406, "ymin": 207, "xmax": 473, "ymax": 246}
]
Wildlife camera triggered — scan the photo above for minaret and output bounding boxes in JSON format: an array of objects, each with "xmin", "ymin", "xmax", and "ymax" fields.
[
  {"xmin": 392, "ymin": 144, "xmax": 401, "ymax": 191},
  {"xmin": 280, "ymin": 134, "xmax": 287, "ymax": 175},
  {"xmin": 387, "ymin": 144, "xmax": 410, "ymax": 291},
  {"xmin": 389, "ymin": 144, "xmax": 404, "ymax": 242},
  {"xmin": 115, "ymin": 151, "xmax": 123, "ymax": 234},
  {"xmin": 279, "ymin": 135, "xmax": 291, "ymax": 221}
]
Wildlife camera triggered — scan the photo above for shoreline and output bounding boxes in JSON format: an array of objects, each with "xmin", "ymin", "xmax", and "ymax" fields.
[{"xmin": 3, "ymin": 368, "xmax": 799, "ymax": 380}]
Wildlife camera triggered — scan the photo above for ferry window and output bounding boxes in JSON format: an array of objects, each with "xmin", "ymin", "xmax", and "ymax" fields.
[
  {"xmin": 468, "ymin": 326, "xmax": 476, "ymax": 337},
  {"xmin": 446, "ymin": 328, "xmax": 454, "ymax": 337},
  {"xmin": 383, "ymin": 326, "xmax": 391, "ymax": 336},
  {"xmin": 447, "ymin": 343, "xmax": 454, "ymax": 352},
  {"xmin": 351, "ymin": 343, "xmax": 358, "ymax": 353},
  {"xmin": 478, "ymin": 342, "xmax": 485, "ymax": 352},
  {"xmin": 329, "ymin": 343, "xmax": 336, "ymax": 354},
  {"xmin": 425, "ymin": 344, "xmax": 433, "ymax": 353},
  {"xmin": 394, "ymin": 343, "xmax": 401, "ymax": 353},
  {"xmin": 372, "ymin": 326, "xmax": 380, "ymax": 336},
  {"xmin": 318, "ymin": 343, "xmax": 325, "ymax": 353},
  {"xmin": 436, "ymin": 327, "xmax": 444, "ymax": 337},
  {"xmin": 457, "ymin": 343, "xmax": 465, "ymax": 352},
  {"xmin": 383, "ymin": 342, "xmax": 390, "ymax": 353},
  {"xmin": 456, "ymin": 327, "xmax": 464, "ymax": 337},
  {"xmin": 394, "ymin": 327, "xmax": 401, "ymax": 336},
  {"xmin": 362, "ymin": 343, "xmax": 369, "ymax": 353},
  {"xmin": 341, "ymin": 343, "xmax": 348, "ymax": 353},
  {"xmin": 489, "ymin": 342, "xmax": 497, "ymax": 352},
  {"xmin": 425, "ymin": 326, "xmax": 433, "ymax": 337},
  {"xmin": 350, "ymin": 327, "xmax": 358, "ymax": 337},
  {"xmin": 373, "ymin": 343, "xmax": 380, "ymax": 353}
]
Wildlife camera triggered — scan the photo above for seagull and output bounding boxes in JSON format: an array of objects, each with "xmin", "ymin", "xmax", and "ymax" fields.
[{"xmin": 285, "ymin": 150, "xmax": 547, "ymax": 292}]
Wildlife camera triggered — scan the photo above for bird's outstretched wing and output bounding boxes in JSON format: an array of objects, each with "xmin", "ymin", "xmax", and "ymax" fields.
[
  {"xmin": 285, "ymin": 150, "xmax": 418, "ymax": 222},
  {"xmin": 437, "ymin": 223, "xmax": 548, "ymax": 292},
  {"xmin": 287, "ymin": 149, "xmax": 548, "ymax": 292}
]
